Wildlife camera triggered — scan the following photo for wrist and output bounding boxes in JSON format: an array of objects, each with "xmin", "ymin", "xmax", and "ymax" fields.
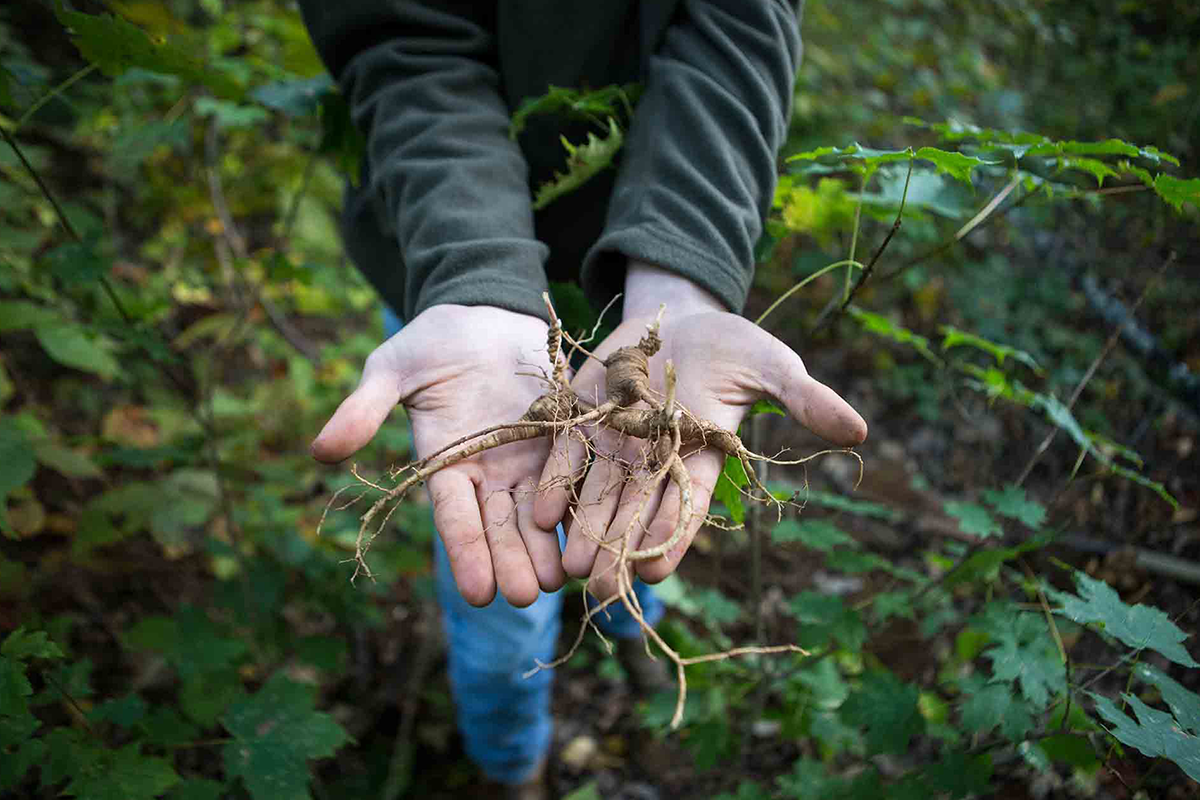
[{"xmin": 622, "ymin": 261, "xmax": 725, "ymax": 320}]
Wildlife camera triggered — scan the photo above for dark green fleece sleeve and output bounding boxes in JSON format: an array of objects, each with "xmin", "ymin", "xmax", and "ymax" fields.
[
  {"xmin": 296, "ymin": 0, "xmax": 550, "ymax": 323},
  {"xmin": 581, "ymin": 0, "xmax": 802, "ymax": 313}
]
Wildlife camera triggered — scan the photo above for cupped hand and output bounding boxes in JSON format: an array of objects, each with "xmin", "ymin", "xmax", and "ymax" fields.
[
  {"xmin": 534, "ymin": 309, "xmax": 868, "ymax": 599},
  {"xmin": 311, "ymin": 304, "xmax": 566, "ymax": 608}
]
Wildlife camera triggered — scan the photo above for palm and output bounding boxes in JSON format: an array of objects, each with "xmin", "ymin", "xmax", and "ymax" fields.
[
  {"xmin": 312, "ymin": 305, "xmax": 565, "ymax": 607},
  {"xmin": 535, "ymin": 310, "xmax": 867, "ymax": 598}
]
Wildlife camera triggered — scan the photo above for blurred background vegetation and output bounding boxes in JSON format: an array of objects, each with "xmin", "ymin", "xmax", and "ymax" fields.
[{"xmin": 1, "ymin": 0, "xmax": 1197, "ymax": 798}]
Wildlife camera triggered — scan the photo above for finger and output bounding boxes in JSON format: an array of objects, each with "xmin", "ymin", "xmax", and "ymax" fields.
[
  {"xmin": 779, "ymin": 372, "xmax": 868, "ymax": 447},
  {"xmin": 533, "ymin": 425, "xmax": 590, "ymax": 530},
  {"xmin": 586, "ymin": 463, "xmax": 665, "ymax": 600},
  {"xmin": 762, "ymin": 337, "xmax": 867, "ymax": 447},
  {"xmin": 636, "ymin": 447, "xmax": 723, "ymax": 585},
  {"xmin": 428, "ymin": 468, "xmax": 495, "ymax": 607},
  {"xmin": 561, "ymin": 427, "xmax": 629, "ymax": 578},
  {"xmin": 479, "ymin": 483, "xmax": 540, "ymax": 608},
  {"xmin": 515, "ymin": 479, "xmax": 567, "ymax": 593},
  {"xmin": 311, "ymin": 370, "xmax": 401, "ymax": 463}
]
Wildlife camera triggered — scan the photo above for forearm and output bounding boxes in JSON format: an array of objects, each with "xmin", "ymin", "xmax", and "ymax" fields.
[{"xmin": 298, "ymin": 0, "xmax": 549, "ymax": 322}]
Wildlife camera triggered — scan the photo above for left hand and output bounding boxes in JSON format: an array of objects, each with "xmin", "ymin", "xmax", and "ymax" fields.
[{"xmin": 534, "ymin": 266, "xmax": 868, "ymax": 599}]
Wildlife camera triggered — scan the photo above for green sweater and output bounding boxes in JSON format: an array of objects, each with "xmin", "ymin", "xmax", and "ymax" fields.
[{"xmin": 297, "ymin": 0, "xmax": 802, "ymax": 323}]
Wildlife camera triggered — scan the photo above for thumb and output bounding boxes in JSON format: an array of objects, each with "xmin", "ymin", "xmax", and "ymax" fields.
[
  {"xmin": 310, "ymin": 368, "xmax": 402, "ymax": 464},
  {"xmin": 766, "ymin": 338, "xmax": 868, "ymax": 447}
]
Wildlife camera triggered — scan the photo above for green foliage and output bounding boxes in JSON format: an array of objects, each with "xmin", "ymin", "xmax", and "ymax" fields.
[
  {"xmin": 221, "ymin": 675, "xmax": 352, "ymax": 800},
  {"xmin": 1048, "ymin": 571, "xmax": 1199, "ymax": 667},
  {"xmin": 533, "ymin": 117, "xmax": 625, "ymax": 211},
  {"xmin": 840, "ymin": 670, "xmax": 925, "ymax": 754}
]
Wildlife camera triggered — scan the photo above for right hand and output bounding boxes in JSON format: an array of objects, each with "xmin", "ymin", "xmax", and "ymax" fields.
[{"xmin": 310, "ymin": 304, "xmax": 566, "ymax": 607}]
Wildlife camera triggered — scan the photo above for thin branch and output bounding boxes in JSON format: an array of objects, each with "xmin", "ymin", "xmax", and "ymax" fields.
[
  {"xmin": 1015, "ymin": 252, "xmax": 1176, "ymax": 486},
  {"xmin": 15, "ymin": 63, "xmax": 100, "ymax": 130}
]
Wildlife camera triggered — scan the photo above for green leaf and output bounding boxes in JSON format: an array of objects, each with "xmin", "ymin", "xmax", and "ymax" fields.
[
  {"xmin": 251, "ymin": 74, "xmax": 334, "ymax": 116},
  {"xmin": 533, "ymin": 117, "xmax": 624, "ymax": 210},
  {"xmin": 957, "ymin": 674, "xmax": 1034, "ymax": 741},
  {"xmin": 53, "ymin": 3, "xmax": 240, "ymax": 99},
  {"xmin": 921, "ymin": 751, "xmax": 993, "ymax": 799},
  {"xmin": 1133, "ymin": 663, "xmax": 1200, "ymax": 734},
  {"xmin": 1092, "ymin": 692, "xmax": 1200, "ymax": 782},
  {"xmin": 561, "ymin": 782, "xmax": 603, "ymax": 800},
  {"xmin": 41, "ymin": 238, "xmax": 111, "ymax": 286},
  {"xmin": 748, "ymin": 399, "xmax": 786, "ymax": 417},
  {"xmin": 776, "ymin": 758, "xmax": 841, "ymax": 800},
  {"xmin": 317, "ymin": 92, "xmax": 366, "ymax": 183},
  {"xmin": 0, "ymin": 300, "xmax": 62, "ymax": 333},
  {"xmin": 944, "ymin": 501, "xmax": 1001, "ymax": 538},
  {"xmin": 848, "ymin": 306, "xmax": 942, "ymax": 365},
  {"xmin": 798, "ymin": 489, "xmax": 906, "ymax": 522},
  {"xmin": 140, "ymin": 705, "xmax": 201, "ymax": 747},
  {"xmin": 938, "ymin": 326, "xmax": 1042, "ymax": 373},
  {"xmin": 2, "ymin": 626, "xmax": 66, "ymax": 660},
  {"xmin": 1047, "ymin": 571, "xmax": 1199, "ymax": 667},
  {"xmin": 840, "ymin": 670, "xmax": 924, "ymax": 755},
  {"xmin": 713, "ymin": 453, "xmax": 749, "ymax": 525},
  {"xmin": 0, "ymin": 419, "xmax": 37, "ymax": 537},
  {"xmin": 89, "ymin": 693, "xmax": 149, "ymax": 728},
  {"xmin": 1153, "ymin": 173, "xmax": 1200, "ymax": 212},
  {"xmin": 787, "ymin": 591, "xmax": 866, "ymax": 652},
  {"xmin": 870, "ymin": 590, "xmax": 916, "ymax": 624},
  {"xmin": 981, "ymin": 485, "xmax": 1046, "ymax": 528},
  {"xmin": 64, "ymin": 742, "xmax": 180, "ymax": 800},
  {"xmin": 914, "ymin": 147, "xmax": 995, "ymax": 185},
  {"xmin": 194, "ymin": 97, "xmax": 271, "ymax": 130},
  {"xmin": 0, "ymin": 735, "xmax": 44, "ymax": 790},
  {"xmin": 943, "ymin": 536, "xmax": 1050, "ymax": 587},
  {"xmin": 792, "ymin": 656, "xmax": 849, "ymax": 708},
  {"xmin": 0, "ymin": 656, "xmax": 32, "ymax": 712},
  {"xmin": 652, "ymin": 574, "xmax": 741, "ymax": 626},
  {"xmin": 972, "ymin": 604, "xmax": 1066, "ymax": 708},
  {"xmin": 1036, "ymin": 733, "xmax": 1101, "ymax": 770},
  {"xmin": 124, "ymin": 606, "xmax": 246, "ymax": 680},
  {"xmin": 771, "ymin": 518, "xmax": 854, "ymax": 551},
  {"xmin": 34, "ymin": 324, "xmax": 121, "ymax": 380},
  {"xmin": 33, "ymin": 440, "xmax": 103, "ymax": 479},
  {"xmin": 221, "ymin": 673, "xmax": 352, "ymax": 800}
]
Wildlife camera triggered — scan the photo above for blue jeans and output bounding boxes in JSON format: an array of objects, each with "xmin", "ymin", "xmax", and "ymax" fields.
[{"xmin": 384, "ymin": 307, "xmax": 664, "ymax": 784}]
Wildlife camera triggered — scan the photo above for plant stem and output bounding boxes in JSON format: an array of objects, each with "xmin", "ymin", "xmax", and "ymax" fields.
[
  {"xmin": 15, "ymin": 63, "xmax": 99, "ymax": 130},
  {"xmin": 754, "ymin": 258, "xmax": 864, "ymax": 327}
]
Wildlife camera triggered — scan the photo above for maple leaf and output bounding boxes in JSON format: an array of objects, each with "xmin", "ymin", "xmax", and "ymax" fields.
[
  {"xmin": 840, "ymin": 670, "xmax": 924, "ymax": 755},
  {"xmin": 221, "ymin": 674, "xmax": 351, "ymax": 800}
]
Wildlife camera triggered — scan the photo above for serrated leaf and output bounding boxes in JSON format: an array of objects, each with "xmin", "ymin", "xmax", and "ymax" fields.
[
  {"xmin": 848, "ymin": 306, "xmax": 941, "ymax": 365},
  {"xmin": 89, "ymin": 693, "xmax": 149, "ymax": 727},
  {"xmin": 1092, "ymin": 692, "xmax": 1200, "ymax": 782},
  {"xmin": 124, "ymin": 606, "xmax": 246, "ymax": 680},
  {"xmin": 53, "ymin": 4, "xmax": 240, "ymax": 98},
  {"xmin": 787, "ymin": 591, "xmax": 866, "ymax": 652},
  {"xmin": 1153, "ymin": 173, "xmax": 1200, "ymax": 212},
  {"xmin": 776, "ymin": 758, "xmax": 841, "ymax": 800},
  {"xmin": 1037, "ymin": 733, "xmax": 1101, "ymax": 770},
  {"xmin": 713, "ymin": 453, "xmax": 749, "ymax": 525},
  {"xmin": 2, "ymin": 626, "xmax": 66, "ymax": 660},
  {"xmin": 533, "ymin": 117, "xmax": 624, "ymax": 210},
  {"xmin": 914, "ymin": 147, "xmax": 995, "ymax": 185},
  {"xmin": 1133, "ymin": 663, "xmax": 1200, "ymax": 734},
  {"xmin": 800, "ymin": 489, "xmax": 906, "ymax": 522},
  {"xmin": 771, "ymin": 518, "xmax": 854, "ymax": 551},
  {"xmin": 562, "ymin": 782, "xmax": 604, "ymax": 800},
  {"xmin": 870, "ymin": 590, "xmax": 916, "ymax": 624},
  {"xmin": 251, "ymin": 74, "xmax": 334, "ymax": 116},
  {"xmin": 41, "ymin": 727, "xmax": 97, "ymax": 789},
  {"xmin": 958, "ymin": 674, "xmax": 1034, "ymax": 741},
  {"xmin": 840, "ymin": 670, "xmax": 924, "ymax": 755},
  {"xmin": 1061, "ymin": 156, "xmax": 1118, "ymax": 187},
  {"xmin": 140, "ymin": 706, "xmax": 201, "ymax": 748},
  {"xmin": 34, "ymin": 324, "xmax": 121, "ymax": 380},
  {"xmin": 0, "ymin": 735, "xmax": 44, "ymax": 790},
  {"xmin": 1047, "ymin": 571, "xmax": 1198, "ymax": 667},
  {"xmin": 943, "ymin": 536, "xmax": 1049, "ymax": 588},
  {"xmin": 973, "ymin": 604, "xmax": 1066, "ymax": 707},
  {"xmin": 792, "ymin": 656, "xmax": 849, "ymax": 708},
  {"xmin": 64, "ymin": 742, "xmax": 180, "ymax": 800},
  {"xmin": 0, "ymin": 419, "xmax": 37, "ymax": 537},
  {"xmin": 944, "ymin": 501, "xmax": 1001, "ymax": 538},
  {"xmin": 981, "ymin": 485, "xmax": 1046, "ymax": 528},
  {"xmin": 652, "ymin": 574, "xmax": 741, "ymax": 626},
  {"xmin": 221, "ymin": 673, "xmax": 351, "ymax": 800},
  {"xmin": 938, "ymin": 325, "xmax": 1042, "ymax": 373}
]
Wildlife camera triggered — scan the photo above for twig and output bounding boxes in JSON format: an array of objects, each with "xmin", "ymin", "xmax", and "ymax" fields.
[
  {"xmin": 1015, "ymin": 252, "xmax": 1176, "ymax": 486},
  {"xmin": 15, "ymin": 63, "xmax": 99, "ymax": 130}
]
